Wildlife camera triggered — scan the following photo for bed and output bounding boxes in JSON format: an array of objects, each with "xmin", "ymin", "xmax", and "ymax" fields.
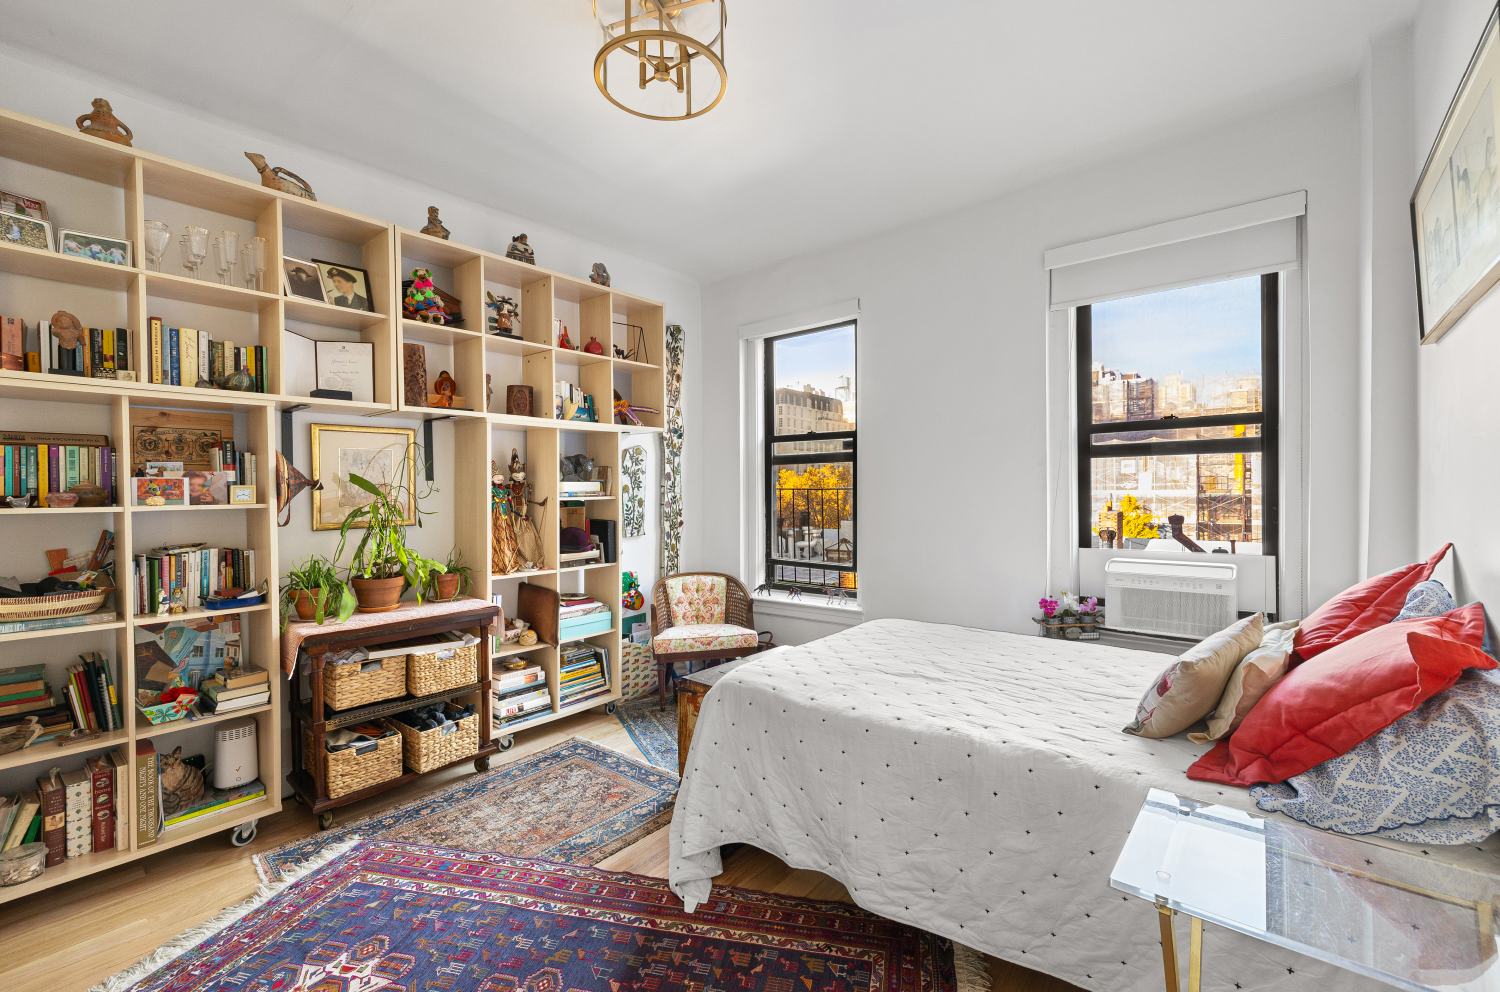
[{"xmin": 668, "ymin": 618, "xmax": 1498, "ymax": 992}]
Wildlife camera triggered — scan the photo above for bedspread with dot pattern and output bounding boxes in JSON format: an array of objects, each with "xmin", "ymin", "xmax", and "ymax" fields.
[{"xmin": 668, "ymin": 618, "xmax": 1497, "ymax": 992}]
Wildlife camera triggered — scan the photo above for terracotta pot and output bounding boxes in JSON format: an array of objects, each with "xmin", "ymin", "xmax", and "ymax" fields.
[
  {"xmin": 43, "ymin": 492, "xmax": 79, "ymax": 508},
  {"xmin": 69, "ymin": 482, "xmax": 107, "ymax": 507},
  {"xmin": 292, "ymin": 588, "xmax": 323, "ymax": 621},
  {"xmin": 434, "ymin": 573, "xmax": 460, "ymax": 601},
  {"xmin": 350, "ymin": 577, "xmax": 404, "ymax": 613}
]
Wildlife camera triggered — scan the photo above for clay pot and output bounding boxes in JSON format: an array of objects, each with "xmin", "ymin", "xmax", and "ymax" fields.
[
  {"xmin": 44, "ymin": 492, "xmax": 80, "ymax": 508},
  {"xmin": 292, "ymin": 589, "xmax": 323, "ymax": 621},
  {"xmin": 69, "ymin": 482, "xmax": 107, "ymax": 507},
  {"xmin": 350, "ymin": 577, "xmax": 404, "ymax": 613},
  {"xmin": 434, "ymin": 573, "xmax": 460, "ymax": 601}
]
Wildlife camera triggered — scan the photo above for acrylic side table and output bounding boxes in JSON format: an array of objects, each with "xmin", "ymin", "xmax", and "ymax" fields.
[{"xmin": 1111, "ymin": 788, "xmax": 1500, "ymax": 992}]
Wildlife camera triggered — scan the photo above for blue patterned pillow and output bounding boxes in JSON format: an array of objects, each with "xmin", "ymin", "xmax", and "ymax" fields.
[{"xmin": 1392, "ymin": 579, "xmax": 1456, "ymax": 621}]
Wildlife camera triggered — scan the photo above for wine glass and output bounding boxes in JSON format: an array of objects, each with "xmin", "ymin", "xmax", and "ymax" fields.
[
  {"xmin": 180, "ymin": 226, "xmax": 209, "ymax": 278},
  {"xmin": 242, "ymin": 236, "xmax": 267, "ymax": 291},
  {"xmin": 218, "ymin": 230, "xmax": 239, "ymax": 285},
  {"xmin": 143, "ymin": 220, "xmax": 170, "ymax": 272}
]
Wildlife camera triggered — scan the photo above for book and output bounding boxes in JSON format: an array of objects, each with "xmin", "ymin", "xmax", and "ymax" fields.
[
  {"xmin": 199, "ymin": 679, "xmax": 267, "ymax": 702},
  {"xmin": 163, "ymin": 779, "xmax": 265, "ymax": 830},
  {"xmin": 218, "ymin": 662, "xmax": 269, "ymax": 689},
  {"xmin": 494, "ymin": 664, "xmax": 544, "ymax": 690},
  {"xmin": 0, "ymin": 691, "xmax": 56, "ymax": 717},
  {"xmin": 61, "ymin": 767, "xmax": 90, "ymax": 858},
  {"xmin": 0, "ymin": 681, "xmax": 44, "ymax": 700},
  {"xmin": 35, "ymin": 770, "xmax": 65, "ymax": 867},
  {"xmin": 204, "ymin": 690, "xmax": 269, "ymax": 714},
  {"xmin": 0, "ymin": 612, "xmax": 117, "ymax": 635},
  {"xmin": 85, "ymin": 754, "xmax": 115, "ymax": 853},
  {"xmin": 2, "ymin": 790, "xmax": 39, "ymax": 851},
  {"xmin": 149, "ymin": 316, "xmax": 163, "ymax": 384},
  {"xmin": 0, "ymin": 663, "xmax": 43, "ymax": 687},
  {"xmin": 180, "ymin": 328, "xmax": 198, "ymax": 388},
  {"xmin": 108, "ymin": 747, "xmax": 129, "ymax": 850},
  {"xmin": 168, "ymin": 325, "xmax": 179, "ymax": 386},
  {"xmin": 0, "ymin": 797, "xmax": 13, "ymax": 850},
  {"xmin": 135, "ymin": 739, "xmax": 159, "ymax": 847}
]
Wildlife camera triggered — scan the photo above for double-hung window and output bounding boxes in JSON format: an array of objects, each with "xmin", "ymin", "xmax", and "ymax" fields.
[{"xmin": 763, "ymin": 321, "xmax": 857, "ymax": 596}]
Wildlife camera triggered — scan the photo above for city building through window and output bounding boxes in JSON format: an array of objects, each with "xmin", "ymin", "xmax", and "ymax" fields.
[
  {"xmin": 1077, "ymin": 274, "xmax": 1279, "ymax": 556},
  {"xmin": 764, "ymin": 322, "xmax": 857, "ymax": 596}
]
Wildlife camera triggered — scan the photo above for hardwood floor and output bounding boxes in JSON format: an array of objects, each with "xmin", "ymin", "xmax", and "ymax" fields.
[{"xmin": 0, "ymin": 708, "xmax": 1082, "ymax": 992}]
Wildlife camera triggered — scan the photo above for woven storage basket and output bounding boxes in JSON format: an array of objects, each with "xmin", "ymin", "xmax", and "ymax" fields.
[
  {"xmin": 387, "ymin": 708, "xmax": 478, "ymax": 774},
  {"xmin": 406, "ymin": 640, "xmax": 478, "ymax": 697},
  {"xmin": 323, "ymin": 654, "xmax": 407, "ymax": 711},
  {"xmin": 0, "ymin": 588, "xmax": 110, "ymax": 622},
  {"xmin": 303, "ymin": 728, "xmax": 402, "ymax": 799}
]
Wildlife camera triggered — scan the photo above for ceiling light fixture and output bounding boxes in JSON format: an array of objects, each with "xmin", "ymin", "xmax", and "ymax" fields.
[{"xmin": 594, "ymin": 0, "xmax": 727, "ymax": 121}]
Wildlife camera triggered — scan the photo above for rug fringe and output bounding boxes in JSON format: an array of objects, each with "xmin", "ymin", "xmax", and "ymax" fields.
[
  {"xmin": 86, "ymin": 836, "xmax": 362, "ymax": 992},
  {"xmin": 952, "ymin": 941, "xmax": 992, "ymax": 992}
]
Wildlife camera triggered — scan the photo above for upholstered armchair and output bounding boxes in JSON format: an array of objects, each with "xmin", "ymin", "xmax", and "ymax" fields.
[{"xmin": 649, "ymin": 572, "xmax": 765, "ymax": 710}]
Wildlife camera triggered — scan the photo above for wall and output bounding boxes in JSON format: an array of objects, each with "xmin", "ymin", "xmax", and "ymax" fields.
[
  {"xmin": 1412, "ymin": 0, "xmax": 1500, "ymax": 608},
  {"xmin": 700, "ymin": 83, "xmax": 1365, "ymax": 634}
]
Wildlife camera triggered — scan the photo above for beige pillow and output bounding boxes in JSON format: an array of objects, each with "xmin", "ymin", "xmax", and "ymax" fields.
[
  {"xmin": 1122, "ymin": 614, "xmax": 1263, "ymax": 739},
  {"xmin": 1188, "ymin": 620, "xmax": 1297, "ymax": 744}
]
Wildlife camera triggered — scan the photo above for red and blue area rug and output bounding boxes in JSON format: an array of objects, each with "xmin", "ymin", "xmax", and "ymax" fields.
[{"xmin": 132, "ymin": 839, "xmax": 966, "ymax": 992}]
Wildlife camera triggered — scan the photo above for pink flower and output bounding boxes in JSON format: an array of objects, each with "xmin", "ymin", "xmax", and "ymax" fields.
[
  {"xmin": 1039, "ymin": 597, "xmax": 1059, "ymax": 617},
  {"xmin": 1082, "ymin": 597, "xmax": 1099, "ymax": 614}
]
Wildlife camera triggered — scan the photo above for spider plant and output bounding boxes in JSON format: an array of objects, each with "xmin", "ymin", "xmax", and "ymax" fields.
[{"xmin": 278, "ymin": 553, "xmax": 356, "ymax": 629}]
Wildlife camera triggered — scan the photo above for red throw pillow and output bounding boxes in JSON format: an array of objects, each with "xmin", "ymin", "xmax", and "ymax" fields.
[
  {"xmin": 1292, "ymin": 544, "xmax": 1452, "ymax": 662},
  {"xmin": 1187, "ymin": 604, "xmax": 1491, "ymax": 786}
]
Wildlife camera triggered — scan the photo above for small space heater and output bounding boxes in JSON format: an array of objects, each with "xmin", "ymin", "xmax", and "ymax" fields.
[
  {"xmin": 1104, "ymin": 558, "xmax": 1238, "ymax": 639},
  {"xmin": 213, "ymin": 716, "xmax": 258, "ymax": 789}
]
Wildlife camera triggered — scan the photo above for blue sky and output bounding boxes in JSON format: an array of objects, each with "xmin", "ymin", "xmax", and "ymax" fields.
[
  {"xmin": 1092, "ymin": 276, "xmax": 1261, "ymax": 382},
  {"xmin": 774, "ymin": 323, "xmax": 856, "ymax": 401}
]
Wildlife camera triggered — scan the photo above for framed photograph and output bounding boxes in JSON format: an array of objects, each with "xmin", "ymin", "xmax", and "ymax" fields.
[
  {"xmin": 0, "ymin": 189, "xmax": 47, "ymax": 221},
  {"xmin": 134, "ymin": 477, "xmax": 186, "ymax": 506},
  {"xmin": 58, "ymin": 229, "xmax": 131, "ymax": 267},
  {"xmin": 1, "ymin": 213, "xmax": 52, "ymax": 252},
  {"xmin": 1414, "ymin": 4, "xmax": 1500, "ymax": 343},
  {"xmin": 312, "ymin": 259, "xmax": 375, "ymax": 312},
  {"xmin": 309, "ymin": 423, "xmax": 416, "ymax": 531},
  {"xmin": 314, "ymin": 340, "xmax": 375, "ymax": 402},
  {"xmin": 184, "ymin": 469, "xmax": 234, "ymax": 504},
  {"xmin": 281, "ymin": 256, "xmax": 325, "ymax": 303}
]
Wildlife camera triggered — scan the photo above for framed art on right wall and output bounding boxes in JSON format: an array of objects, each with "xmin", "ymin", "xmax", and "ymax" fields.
[{"xmin": 1413, "ymin": 2, "xmax": 1500, "ymax": 344}]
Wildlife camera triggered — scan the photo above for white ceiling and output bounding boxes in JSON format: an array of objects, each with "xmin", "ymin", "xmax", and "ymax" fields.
[{"xmin": 10, "ymin": 1, "xmax": 1421, "ymax": 280}]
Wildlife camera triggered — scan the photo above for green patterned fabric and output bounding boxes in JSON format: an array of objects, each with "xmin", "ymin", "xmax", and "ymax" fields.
[{"xmin": 660, "ymin": 323, "xmax": 684, "ymax": 575}]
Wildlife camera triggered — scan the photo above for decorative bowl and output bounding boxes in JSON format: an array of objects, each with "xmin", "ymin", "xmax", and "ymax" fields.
[
  {"xmin": 136, "ymin": 697, "xmax": 196, "ymax": 725},
  {"xmin": 43, "ymin": 492, "xmax": 79, "ymax": 508},
  {"xmin": 0, "ymin": 587, "xmax": 110, "ymax": 623},
  {"xmin": 68, "ymin": 482, "xmax": 107, "ymax": 507}
]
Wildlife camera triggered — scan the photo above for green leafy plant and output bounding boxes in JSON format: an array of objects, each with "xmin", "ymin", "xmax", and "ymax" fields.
[
  {"xmin": 336, "ymin": 443, "xmax": 445, "ymax": 602},
  {"xmin": 426, "ymin": 548, "xmax": 472, "ymax": 600},
  {"xmin": 279, "ymin": 553, "xmax": 356, "ymax": 629}
]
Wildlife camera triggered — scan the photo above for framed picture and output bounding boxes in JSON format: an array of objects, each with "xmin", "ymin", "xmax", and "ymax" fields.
[
  {"xmin": 1, "ymin": 213, "xmax": 52, "ymax": 252},
  {"xmin": 58, "ymin": 229, "xmax": 131, "ymax": 267},
  {"xmin": 1413, "ymin": 4, "xmax": 1500, "ymax": 343},
  {"xmin": 314, "ymin": 339, "xmax": 375, "ymax": 402},
  {"xmin": 184, "ymin": 469, "xmax": 234, "ymax": 505},
  {"xmin": 281, "ymin": 256, "xmax": 325, "ymax": 303},
  {"xmin": 313, "ymin": 259, "xmax": 375, "ymax": 312},
  {"xmin": 309, "ymin": 423, "xmax": 416, "ymax": 531},
  {"xmin": 0, "ymin": 189, "xmax": 46, "ymax": 221},
  {"xmin": 134, "ymin": 477, "xmax": 186, "ymax": 506}
]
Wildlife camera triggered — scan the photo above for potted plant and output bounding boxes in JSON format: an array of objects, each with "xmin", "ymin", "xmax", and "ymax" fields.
[
  {"xmin": 428, "ymin": 548, "xmax": 471, "ymax": 602},
  {"xmin": 337, "ymin": 445, "xmax": 446, "ymax": 613},
  {"xmin": 279, "ymin": 553, "xmax": 356, "ymax": 628}
]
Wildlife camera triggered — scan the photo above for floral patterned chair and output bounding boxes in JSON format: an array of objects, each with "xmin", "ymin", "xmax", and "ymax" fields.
[{"xmin": 650, "ymin": 572, "xmax": 765, "ymax": 710}]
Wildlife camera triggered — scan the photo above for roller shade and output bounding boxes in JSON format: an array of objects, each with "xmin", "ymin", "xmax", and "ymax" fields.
[{"xmin": 1046, "ymin": 192, "xmax": 1304, "ymax": 310}]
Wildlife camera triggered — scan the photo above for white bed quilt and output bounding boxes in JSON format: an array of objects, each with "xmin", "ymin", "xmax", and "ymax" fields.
[{"xmin": 668, "ymin": 618, "xmax": 1499, "ymax": 992}]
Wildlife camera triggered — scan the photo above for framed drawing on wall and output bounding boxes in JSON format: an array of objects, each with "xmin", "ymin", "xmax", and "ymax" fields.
[
  {"xmin": 1413, "ymin": 2, "xmax": 1500, "ymax": 344},
  {"xmin": 309, "ymin": 424, "xmax": 416, "ymax": 531}
]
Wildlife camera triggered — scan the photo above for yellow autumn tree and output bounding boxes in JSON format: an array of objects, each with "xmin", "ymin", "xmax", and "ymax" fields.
[
  {"xmin": 1119, "ymin": 493, "xmax": 1158, "ymax": 539},
  {"xmin": 776, "ymin": 464, "xmax": 853, "ymax": 532}
]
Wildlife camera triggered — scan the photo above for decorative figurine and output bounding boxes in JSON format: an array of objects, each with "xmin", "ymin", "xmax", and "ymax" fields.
[
  {"xmin": 584, "ymin": 336, "xmax": 604, "ymax": 355},
  {"xmin": 420, "ymin": 206, "xmax": 450, "ymax": 240},
  {"xmin": 613, "ymin": 388, "xmax": 659, "ymax": 426},
  {"xmin": 221, "ymin": 367, "xmax": 256, "ymax": 392},
  {"xmin": 590, "ymin": 262, "xmax": 610, "ymax": 287},
  {"xmin": 49, "ymin": 311, "xmax": 84, "ymax": 352},
  {"xmin": 613, "ymin": 345, "xmax": 627, "ymax": 360},
  {"xmin": 557, "ymin": 324, "xmax": 575, "ymax": 351},
  {"xmin": 244, "ymin": 152, "xmax": 316, "ymax": 200},
  {"xmin": 486, "ymin": 372, "xmax": 493, "ymax": 412},
  {"xmin": 403, "ymin": 343, "xmax": 428, "ymax": 408},
  {"xmin": 486, "ymin": 291, "xmax": 519, "ymax": 336},
  {"xmin": 432, "ymin": 370, "xmax": 457, "ymax": 408},
  {"xmin": 622, "ymin": 571, "xmax": 644, "ymax": 612},
  {"xmin": 506, "ymin": 233, "xmax": 535, "ymax": 265},
  {"xmin": 403, "ymin": 268, "xmax": 449, "ymax": 323},
  {"xmin": 76, "ymin": 98, "xmax": 133, "ymax": 146},
  {"xmin": 506, "ymin": 384, "xmax": 532, "ymax": 417}
]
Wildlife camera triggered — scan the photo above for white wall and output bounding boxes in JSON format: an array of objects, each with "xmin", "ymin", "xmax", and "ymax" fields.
[
  {"xmin": 700, "ymin": 83, "xmax": 1365, "ymax": 633},
  {"xmin": 1412, "ymin": 0, "xmax": 1500, "ymax": 607}
]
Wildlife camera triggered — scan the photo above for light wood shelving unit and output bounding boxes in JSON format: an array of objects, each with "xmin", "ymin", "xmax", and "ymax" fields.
[{"xmin": 0, "ymin": 104, "xmax": 669, "ymax": 900}]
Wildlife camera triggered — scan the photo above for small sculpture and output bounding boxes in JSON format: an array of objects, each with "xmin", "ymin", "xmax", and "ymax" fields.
[
  {"xmin": 557, "ymin": 324, "xmax": 575, "ymax": 351},
  {"xmin": 590, "ymin": 262, "xmax": 610, "ymax": 287},
  {"xmin": 76, "ymin": 98, "xmax": 133, "ymax": 146},
  {"xmin": 506, "ymin": 234, "xmax": 535, "ymax": 265},
  {"xmin": 486, "ymin": 291, "xmax": 519, "ymax": 335},
  {"xmin": 509, "ymin": 448, "xmax": 526, "ymax": 483},
  {"xmin": 613, "ymin": 345, "xmax": 627, "ymax": 360},
  {"xmin": 403, "ymin": 268, "xmax": 449, "ymax": 323},
  {"xmin": 486, "ymin": 372, "xmax": 493, "ymax": 412},
  {"xmin": 49, "ymin": 311, "xmax": 85, "ymax": 351},
  {"xmin": 244, "ymin": 152, "xmax": 316, "ymax": 200},
  {"xmin": 433, "ymin": 370, "xmax": 457, "ymax": 408},
  {"xmin": 159, "ymin": 745, "xmax": 205, "ymax": 817},
  {"xmin": 403, "ymin": 343, "xmax": 428, "ymax": 408},
  {"xmin": 584, "ymin": 336, "xmax": 604, "ymax": 355},
  {"xmin": 421, "ymin": 206, "xmax": 450, "ymax": 240},
  {"xmin": 506, "ymin": 384, "xmax": 532, "ymax": 417}
]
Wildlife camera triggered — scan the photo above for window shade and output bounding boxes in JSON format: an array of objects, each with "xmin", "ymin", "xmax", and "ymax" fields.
[{"xmin": 1046, "ymin": 192, "xmax": 1304, "ymax": 310}]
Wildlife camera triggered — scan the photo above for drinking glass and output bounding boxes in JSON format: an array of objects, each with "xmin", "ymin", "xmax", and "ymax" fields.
[
  {"xmin": 180, "ymin": 226, "xmax": 209, "ymax": 278},
  {"xmin": 242, "ymin": 236, "xmax": 267, "ymax": 291},
  {"xmin": 218, "ymin": 230, "xmax": 240, "ymax": 285},
  {"xmin": 143, "ymin": 220, "xmax": 171, "ymax": 272}
]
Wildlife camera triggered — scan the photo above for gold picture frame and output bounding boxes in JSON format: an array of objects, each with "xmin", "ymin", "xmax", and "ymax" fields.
[{"xmin": 309, "ymin": 424, "xmax": 416, "ymax": 531}]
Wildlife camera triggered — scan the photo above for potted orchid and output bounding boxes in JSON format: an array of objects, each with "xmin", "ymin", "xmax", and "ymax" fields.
[{"xmin": 1038, "ymin": 596, "xmax": 1063, "ymax": 626}]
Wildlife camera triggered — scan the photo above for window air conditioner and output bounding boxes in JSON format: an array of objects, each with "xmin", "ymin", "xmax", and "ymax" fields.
[{"xmin": 1104, "ymin": 558, "xmax": 1238, "ymax": 639}]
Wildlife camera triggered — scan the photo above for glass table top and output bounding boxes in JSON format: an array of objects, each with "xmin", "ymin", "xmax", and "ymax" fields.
[{"xmin": 1111, "ymin": 789, "xmax": 1500, "ymax": 992}]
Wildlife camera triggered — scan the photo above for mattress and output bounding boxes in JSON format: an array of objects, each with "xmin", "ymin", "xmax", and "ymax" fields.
[{"xmin": 668, "ymin": 618, "xmax": 1498, "ymax": 992}]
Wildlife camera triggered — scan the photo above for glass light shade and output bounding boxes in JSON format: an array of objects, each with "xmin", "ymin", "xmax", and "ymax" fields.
[{"xmin": 595, "ymin": 0, "xmax": 726, "ymax": 120}]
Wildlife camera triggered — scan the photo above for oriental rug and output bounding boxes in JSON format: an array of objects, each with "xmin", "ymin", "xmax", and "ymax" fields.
[
  {"xmin": 615, "ymin": 694, "xmax": 679, "ymax": 771},
  {"xmin": 254, "ymin": 737, "xmax": 676, "ymax": 883},
  {"xmin": 130, "ymin": 839, "xmax": 979, "ymax": 992}
]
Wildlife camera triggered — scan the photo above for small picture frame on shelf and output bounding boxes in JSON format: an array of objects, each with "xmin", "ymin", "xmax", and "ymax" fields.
[
  {"xmin": 1, "ymin": 213, "xmax": 52, "ymax": 252},
  {"xmin": 312, "ymin": 259, "xmax": 375, "ymax": 312},
  {"xmin": 57, "ymin": 229, "xmax": 131, "ymax": 267},
  {"xmin": 133, "ymin": 477, "xmax": 186, "ymax": 506},
  {"xmin": 314, "ymin": 340, "xmax": 375, "ymax": 403},
  {"xmin": 229, "ymin": 485, "xmax": 256, "ymax": 505},
  {"xmin": 0, "ymin": 189, "xmax": 47, "ymax": 221},
  {"xmin": 281, "ymin": 256, "xmax": 324, "ymax": 302},
  {"xmin": 184, "ymin": 469, "xmax": 235, "ymax": 504}
]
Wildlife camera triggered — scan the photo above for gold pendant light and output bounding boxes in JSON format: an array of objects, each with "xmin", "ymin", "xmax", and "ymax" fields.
[{"xmin": 594, "ymin": 0, "xmax": 727, "ymax": 121}]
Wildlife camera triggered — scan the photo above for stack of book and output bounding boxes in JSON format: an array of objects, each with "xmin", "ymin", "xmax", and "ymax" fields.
[
  {"xmin": 133, "ymin": 544, "xmax": 256, "ymax": 615},
  {"xmin": 560, "ymin": 595, "xmax": 609, "ymax": 621},
  {"xmin": 0, "ymin": 664, "xmax": 55, "ymax": 724},
  {"xmin": 62, "ymin": 652, "xmax": 124, "ymax": 734},
  {"xmin": 197, "ymin": 662, "xmax": 270, "ymax": 715},
  {"xmin": 146, "ymin": 317, "xmax": 267, "ymax": 393},
  {"xmin": 493, "ymin": 663, "xmax": 550, "ymax": 728},
  {"xmin": 1, "ymin": 791, "xmax": 41, "ymax": 850},
  {"xmin": 559, "ymin": 645, "xmax": 610, "ymax": 707},
  {"xmin": 0, "ymin": 430, "xmax": 119, "ymax": 506},
  {"xmin": 33, "ymin": 318, "xmax": 132, "ymax": 379},
  {"xmin": 163, "ymin": 778, "xmax": 265, "ymax": 831}
]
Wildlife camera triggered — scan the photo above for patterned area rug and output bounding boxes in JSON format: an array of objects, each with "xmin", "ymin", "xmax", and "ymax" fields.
[
  {"xmin": 616, "ymin": 694, "xmax": 679, "ymax": 771},
  {"xmin": 133, "ymin": 839, "xmax": 974, "ymax": 992},
  {"xmin": 254, "ymin": 737, "xmax": 676, "ymax": 883}
]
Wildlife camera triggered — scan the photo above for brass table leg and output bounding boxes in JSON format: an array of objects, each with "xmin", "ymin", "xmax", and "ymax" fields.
[
  {"xmin": 1157, "ymin": 904, "xmax": 1180, "ymax": 992},
  {"xmin": 1188, "ymin": 915, "xmax": 1202, "ymax": 992}
]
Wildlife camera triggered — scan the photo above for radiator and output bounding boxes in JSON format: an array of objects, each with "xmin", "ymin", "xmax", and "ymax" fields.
[{"xmin": 1104, "ymin": 557, "xmax": 1238, "ymax": 639}]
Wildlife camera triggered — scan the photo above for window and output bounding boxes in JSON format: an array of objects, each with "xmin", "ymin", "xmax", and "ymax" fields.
[
  {"xmin": 1077, "ymin": 274, "xmax": 1278, "ymax": 555},
  {"xmin": 764, "ymin": 322, "xmax": 857, "ymax": 595}
]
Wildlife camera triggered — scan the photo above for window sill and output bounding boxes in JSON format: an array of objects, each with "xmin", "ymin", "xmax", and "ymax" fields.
[{"xmin": 753, "ymin": 589, "xmax": 864, "ymax": 624}]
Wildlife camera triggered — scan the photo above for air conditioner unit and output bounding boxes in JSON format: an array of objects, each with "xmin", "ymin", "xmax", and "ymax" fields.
[{"xmin": 1104, "ymin": 558, "xmax": 1238, "ymax": 639}]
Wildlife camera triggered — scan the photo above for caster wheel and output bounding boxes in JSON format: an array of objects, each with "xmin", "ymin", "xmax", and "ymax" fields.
[
  {"xmin": 230, "ymin": 821, "xmax": 258, "ymax": 847},
  {"xmin": 497, "ymin": 735, "xmax": 515, "ymax": 752},
  {"xmin": 604, "ymin": 701, "xmax": 617, "ymax": 715},
  {"xmin": 318, "ymin": 811, "xmax": 335, "ymax": 831},
  {"xmin": 474, "ymin": 756, "xmax": 490, "ymax": 772}
]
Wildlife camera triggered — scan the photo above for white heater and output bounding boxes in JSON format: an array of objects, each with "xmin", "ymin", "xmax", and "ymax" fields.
[
  {"xmin": 214, "ymin": 717, "xmax": 258, "ymax": 789},
  {"xmin": 1104, "ymin": 558, "xmax": 1238, "ymax": 639}
]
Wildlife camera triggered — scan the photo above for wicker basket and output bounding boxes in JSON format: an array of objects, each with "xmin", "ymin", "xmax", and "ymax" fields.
[
  {"xmin": 323, "ymin": 654, "xmax": 407, "ymax": 711},
  {"xmin": 0, "ymin": 588, "xmax": 110, "ymax": 623},
  {"xmin": 303, "ymin": 728, "xmax": 403, "ymax": 799},
  {"xmin": 406, "ymin": 640, "xmax": 478, "ymax": 697},
  {"xmin": 387, "ymin": 707, "xmax": 479, "ymax": 773}
]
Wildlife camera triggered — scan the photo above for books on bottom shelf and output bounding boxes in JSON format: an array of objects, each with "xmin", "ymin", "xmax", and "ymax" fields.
[
  {"xmin": 163, "ymin": 779, "xmax": 265, "ymax": 831},
  {"xmin": 559, "ymin": 645, "xmax": 610, "ymax": 706},
  {"xmin": 6, "ymin": 747, "xmax": 124, "ymax": 867},
  {"xmin": 494, "ymin": 680, "xmax": 552, "ymax": 721}
]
